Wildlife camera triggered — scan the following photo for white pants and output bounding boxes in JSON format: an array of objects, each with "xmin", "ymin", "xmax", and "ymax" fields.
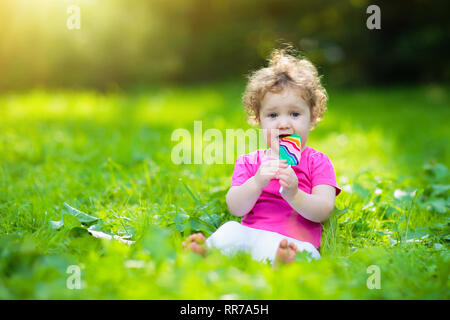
[{"xmin": 205, "ymin": 221, "xmax": 321, "ymax": 263}]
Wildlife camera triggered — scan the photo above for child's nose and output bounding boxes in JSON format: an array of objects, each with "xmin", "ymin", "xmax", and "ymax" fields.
[{"xmin": 277, "ymin": 116, "xmax": 291, "ymax": 129}]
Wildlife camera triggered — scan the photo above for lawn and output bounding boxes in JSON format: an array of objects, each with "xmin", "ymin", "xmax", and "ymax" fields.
[{"xmin": 0, "ymin": 81, "xmax": 448, "ymax": 299}]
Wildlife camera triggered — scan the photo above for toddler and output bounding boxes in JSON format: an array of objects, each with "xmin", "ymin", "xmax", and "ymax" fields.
[{"xmin": 182, "ymin": 48, "xmax": 341, "ymax": 264}]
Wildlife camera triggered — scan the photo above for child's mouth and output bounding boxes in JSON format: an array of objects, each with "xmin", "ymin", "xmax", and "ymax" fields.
[{"xmin": 278, "ymin": 134, "xmax": 291, "ymax": 140}]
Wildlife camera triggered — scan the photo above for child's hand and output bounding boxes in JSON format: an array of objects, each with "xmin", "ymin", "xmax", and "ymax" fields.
[
  {"xmin": 278, "ymin": 166, "xmax": 299, "ymax": 201},
  {"xmin": 254, "ymin": 159, "xmax": 288, "ymax": 189}
]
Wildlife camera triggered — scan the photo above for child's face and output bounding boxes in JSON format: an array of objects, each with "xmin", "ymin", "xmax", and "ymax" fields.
[{"xmin": 258, "ymin": 87, "xmax": 311, "ymax": 155}]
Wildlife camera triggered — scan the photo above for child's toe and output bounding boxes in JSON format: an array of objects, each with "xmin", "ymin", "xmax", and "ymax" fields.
[
  {"xmin": 288, "ymin": 242, "xmax": 298, "ymax": 253},
  {"xmin": 279, "ymin": 239, "xmax": 288, "ymax": 249},
  {"xmin": 192, "ymin": 233, "xmax": 205, "ymax": 243}
]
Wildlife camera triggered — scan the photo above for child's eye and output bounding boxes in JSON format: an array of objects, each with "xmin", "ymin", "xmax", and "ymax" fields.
[
  {"xmin": 291, "ymin": 112, "xmax": 300, "ymax": 117},
  {"xmin": 269, "ymin": 113, "xmax": 278, "ymax": 118}
]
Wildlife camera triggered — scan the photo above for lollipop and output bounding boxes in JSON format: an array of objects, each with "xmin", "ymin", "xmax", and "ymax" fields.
[
  {"xmin": 279, "ymin": 134, "xmax": 302, "ymax": 165},
  {"xmin": 278, "ymin": 134, "xmax": 302, "ymax": 193}
]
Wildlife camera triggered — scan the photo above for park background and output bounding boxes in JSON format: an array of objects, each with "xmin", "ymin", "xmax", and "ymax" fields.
[{"xmin": 0, "ymin": 0, "xmax": 448, "ymax": 299}]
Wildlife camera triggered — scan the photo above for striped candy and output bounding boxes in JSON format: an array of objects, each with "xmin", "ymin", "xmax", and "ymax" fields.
[{"xmin": 279, "ymin": 134, "xmax": 302, "ymax": 165}]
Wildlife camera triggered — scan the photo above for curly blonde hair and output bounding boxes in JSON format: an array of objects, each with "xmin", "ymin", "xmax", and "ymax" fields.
[{"xmin": 242, "ymin": 47, "xmax": 327, "ymax": 129}]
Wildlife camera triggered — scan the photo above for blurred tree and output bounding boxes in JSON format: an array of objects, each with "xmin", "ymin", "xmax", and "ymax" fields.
[{"xmin": 0, "ymin": 0, "xmax": 448, "ymax": 90}]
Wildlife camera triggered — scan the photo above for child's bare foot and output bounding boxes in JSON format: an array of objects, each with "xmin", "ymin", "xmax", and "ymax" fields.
[
  {"xmin": 274, "ymin": 239, "xmax": 299, "ymax": 266},
  {"xmin": 182, "ymin": 233, "xmax": 207, "ymax": 257}
]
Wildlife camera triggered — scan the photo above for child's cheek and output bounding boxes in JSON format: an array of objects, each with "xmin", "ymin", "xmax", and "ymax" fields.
[
  {"xmin": 268, "ymin": 134, "xmax": 279, "ymax": 153},
  {"xmin": 262, "ymin": 129, "xmax": 269, "ymax": 146}
]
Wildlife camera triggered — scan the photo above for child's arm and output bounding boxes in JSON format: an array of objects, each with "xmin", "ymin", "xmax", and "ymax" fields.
[
  {"xmin": 226, "ymin": 159, "xmax": 287, "ymax": 217},
  {"xmin": 278, "ymin": 166, "xmax": 336, "ymax": 223},
  {"xmin": 226, "ymin": 176, "xmax": 263, "ymax": 217},
  {"xmin": 285, "ymin": 185, "xmax": 336, "ymax": 223}
]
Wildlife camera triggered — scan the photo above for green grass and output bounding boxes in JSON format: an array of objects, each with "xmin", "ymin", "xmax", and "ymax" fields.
[{"xmin": 0, "ymin": 82, "xmax": 449, "ymax": 299}]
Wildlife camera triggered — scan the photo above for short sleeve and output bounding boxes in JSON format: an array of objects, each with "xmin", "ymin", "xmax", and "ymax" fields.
[
  {"xmin": 310, "ymin": 153, "xmax": 341, "ymax": 196},
  {"xmin": 230, "ymin": 154, "xmax": 253, "ymax": 187}
]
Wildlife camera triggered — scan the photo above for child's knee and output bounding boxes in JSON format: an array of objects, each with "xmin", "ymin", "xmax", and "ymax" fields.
[
  {"xmin": 206, "ymin": 221, "xmax": 244, "ymax": 248},
  {"xmin": 219, "ymin": 220, "xmax": 242, "ymax": 233}
]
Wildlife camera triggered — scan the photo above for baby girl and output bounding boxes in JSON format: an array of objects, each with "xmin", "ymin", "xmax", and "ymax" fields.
[{"xmin": 182, "ymin": 48, "xmax": 341, "ymax": 264}]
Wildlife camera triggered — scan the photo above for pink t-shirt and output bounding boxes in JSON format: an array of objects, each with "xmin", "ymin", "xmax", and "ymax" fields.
[{"xmin": 230, "ymin": 146, "xmax": 341, "ymax": 249}]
